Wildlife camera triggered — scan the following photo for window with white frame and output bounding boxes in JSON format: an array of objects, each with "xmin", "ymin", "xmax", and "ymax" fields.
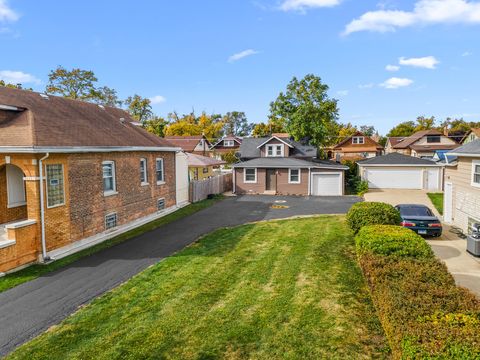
[
  {"xmin": 472, "ymin": 160, "xmax": 480, "ymax": 186},
  {"xmin": 140, "ymin": 158, "xmax": 148, "ymax": 185},
  {"xmin": 289, "ymin": 169, "xmax": 301, "ymax": 184},
  {"xmin": 352, "ymin": 137, "xmax": 365, "ymax": 144},
  {"xmin": 244, "ymin": 168, "xmax": 257, "ymax": 183},
  {"xmin": 266, "ymin": 144, "xmax": 284, "ymax": 157},
  {"xmin": 224, "ymin": 140, "xmax": 235, "ymax": 147},
  {"xmin": 156, "ymin": 158, "xmax": 164, "ymax": 183},
  {"xmin": 46, "ymin": 164, "xmax": 65, "ymax": 207},
  {"xmin": 102, "ymin": 161, "xmax": 116, "ymax": 194}
]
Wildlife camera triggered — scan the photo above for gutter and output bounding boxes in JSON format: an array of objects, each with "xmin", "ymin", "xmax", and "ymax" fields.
[
  {"xmin": 0, "ymin": 146, "xmax": 182, "ymax": 154},
  {"xmin": 39, "ymin": 153, "xmax": 50, "ymax": 262}
]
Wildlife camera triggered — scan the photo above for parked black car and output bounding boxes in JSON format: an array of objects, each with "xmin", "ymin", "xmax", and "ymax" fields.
[{"xmin": 395, "ymin": 204, "xmax": 442, "ymax": 237}]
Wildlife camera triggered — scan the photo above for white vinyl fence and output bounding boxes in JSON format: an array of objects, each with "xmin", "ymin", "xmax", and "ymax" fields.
[{"xmin": 189, "ymin": 173, "xmax": 233, "ymax": 203}]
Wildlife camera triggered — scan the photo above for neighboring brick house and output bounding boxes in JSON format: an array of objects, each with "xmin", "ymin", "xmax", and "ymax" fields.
[
  {"xmin": 233, "ymin": 135, "xmax": 347, "ymax": 196},
  {"xmin": 164, "ymin": 135, "xmax": 212, "ymax": 156},
  {"xmin": 210, "ymin": 135, "xmax": 242, "ymax": 159},
  {"xmin": 385, "ymin": 129, "xmax": 458, "ymax": 158},
  {"xmin": 331, "ymin": 131, "xmax": 383, "ymax": 161},
  {"xmin": 0, "ymin": 87, "xmax": 180, "ymax": 273},
  {"xmin": 444, "ymin": 140, "xmax": 480, "ymax": 234}
]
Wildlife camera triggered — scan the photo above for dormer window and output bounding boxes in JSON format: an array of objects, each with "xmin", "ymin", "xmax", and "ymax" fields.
[
  {"xmin": 266, "ymin": 144, "xmax": 284, "ymax": 157},
  {"xmin": 427, "ymin": 135, "xmax": 441, "ymax": 143},
  {"xmin": 224, "ymin": 140, "xmax": 235, "ymax": 147},
  {"xmin": 352, "ymin": 136, "xmax": 365, "ymax": 144}
]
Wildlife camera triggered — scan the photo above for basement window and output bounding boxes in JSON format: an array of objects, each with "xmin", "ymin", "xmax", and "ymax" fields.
[
  {"xmin": 46, "ymin": 164, "xmax": 65, "ymax": 208},
  {"xmin": 105, "ymin": 213, "xmax": 117, "ymax": 230},
  {"xmin": 157, "ymin": 198, "xmax": 166, "ymax": 211}
]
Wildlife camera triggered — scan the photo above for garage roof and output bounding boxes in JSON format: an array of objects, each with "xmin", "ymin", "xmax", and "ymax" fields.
[
  {"xmin": 448, "ymin": 139, "xmax": 480, "ymax": 157},
  {"xmin": 233, "ymin": 157, "xmax": 348, "ymax": 170},
  {"xmin": 357, "ymin": 152, "xmax": 442, "ymax": 166}
]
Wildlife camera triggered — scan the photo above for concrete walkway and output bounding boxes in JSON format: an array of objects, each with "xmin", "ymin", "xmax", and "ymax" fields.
[
  {"xmin": 0, "ymin": 195, "xmax": 360, "ymax": 357},
  {"xmin": 364, "ymin": 189, "xmax": 480, "ymax": 297}
]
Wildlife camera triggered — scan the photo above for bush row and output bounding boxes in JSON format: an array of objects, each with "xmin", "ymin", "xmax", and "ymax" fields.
[
  {"xmin": 356, "ymin": 225, "xmax": 480, "ymax": 359},
  {"xmin": 346, "ymin": 201, "xmax": 402, "ymax": 234}
]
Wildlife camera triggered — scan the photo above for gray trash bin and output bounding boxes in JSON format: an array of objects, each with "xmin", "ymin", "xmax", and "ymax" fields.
[{"xmin": 467, "ymin": 223, "xmax": 480, "ymax": 257}]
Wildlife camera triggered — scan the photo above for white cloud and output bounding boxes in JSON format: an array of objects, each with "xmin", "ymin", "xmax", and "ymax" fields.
[
  {"xmin": 228, "ymin": 49, "xmax": 259, "ymax": 63},
  {"xmin": 280, "ymin": 0, "xmax": 341, "ymax": 11},
  {"xmin": 0, "ymin": 0, "xmax": 19, "ymax": 22},
  {"xmin": 0, "ymin": 70, "xmax": 40, "ymax": 84},
  {"xmin": 358, "ymin": 83, "xmax": 375, "ymax": 89},
  {"xmin": 399, "ymin": 56, "xmax": 439, "ymax": 69},
  {"xmin": 336, "ymin": 90, "xmax": 349, "ymax": 96},
  {"xmin": 380, "ymin": 77, "xmax": 414, "ymax": 89},
  {"xmin": 149, "ymin": 95, "xmax": 166, "ymax": 105},
  {"xmin": 462, "ymin": 51, "xmax": 472, "ymax": 56},
  {"xmin": 385, "ymin": 64, "xmax": 400, "ymax": 71},
  {"xmin": 343, "ymin": 0, "xmax": 480, "ymax": 35}
]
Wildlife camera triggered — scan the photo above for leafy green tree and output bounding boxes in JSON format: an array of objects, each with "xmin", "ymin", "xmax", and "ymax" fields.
[
  {"xmin": 124, "ymin": 94, "xmax": 153, "ymax": 123},
  {"xmin": 143, "ymin": 117, "xmax": 168, "ymax": 137},
  {"xmin": 222, "ymin": 111, "xmax": 253, "ymax": 136},
  {"xmin": 252, "ymin": 117, "xmax": 287, "ymax": 137},
  {"xmin": 359, "ymin": 125, "xmax": 376, "ymax": 137},
  {"xmin": 269, "ymin": 74, "xmax": 339, "ymax": 147},
  {"xmin": 95, "ymin": 86, "xmax": 122, "ymax": 107},
  {"xmin": 387, "ymin": 121, "xmax": 416, "ymax": 138},
  {"xmin": 0, "ymin": 80, "xmax": 32, "ymax": 90},
  {"xmin": 338, "ymin": 123, "xmax": 358, "ymax": 140},
  {"xmin": 164, "ymin": 112, "xmax": 223, "ymax": 140},
  {"xmin": 414, "ymin": 116, "xmax": 436, "ymax": 132},
  {"xmin": 46, "ymin": 66, "xmax": 100, "ymax": 100}
]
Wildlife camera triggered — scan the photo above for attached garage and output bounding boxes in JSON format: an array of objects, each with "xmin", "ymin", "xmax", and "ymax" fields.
[
  {"xmin": 358, "ymin": 153, "xmax": 443, "ymax": 191},
  {"xmin": 311, "ymin": 173, "xmax": 343, "ymax": 195}
]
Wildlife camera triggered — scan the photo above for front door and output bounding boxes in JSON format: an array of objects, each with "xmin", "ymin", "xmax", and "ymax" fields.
[{"xmin": 266, "ymin": 169, "xmax": 277, "ymax": 191}]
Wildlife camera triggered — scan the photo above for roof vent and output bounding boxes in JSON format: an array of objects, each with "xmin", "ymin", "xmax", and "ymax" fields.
[
  {"xmin": 119, "ymin": 117, "xmax": 125, "ymax": 124},
  {"xmin": 98, "ymin": 104, "xmax": 105, "ymax": 110},
  {"xmin": 39, "ymin": 93, "xmax": 49, "ymax": 100}
]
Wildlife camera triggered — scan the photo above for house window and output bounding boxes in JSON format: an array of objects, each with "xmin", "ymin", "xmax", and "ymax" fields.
[
  {"xmin": 105, "ymin": 213, "xmax": 117, "ymax": 230},
  {"xmin": 427, "ymin": 135, "xmax": 441, "ymax": 143},
  {"xmin": 46, "ymin": 164, "xmax": 65, "ymax": 208},
  {"xmin": 266, "ymin": 144, "xmax": 284, "ymax": 157},
  {"xmin": 289, "ymin": 169, "xmax": 301, "ymax": 184},
  {"xmin": 472, "ymin": 160, "xmax": 480, "ymax": 187},
  {"xmin": 157, "ymin": 198, "xmax": 165, "ymax": 211},
  {"xmin": 203, "ymin": 167, "xmax": 209, "ymax": 174},
  {"xmin": 244, "ymin": 168, "xmax": 257, "ymax": 183},
  {"xmin": 224, "ymin": 140, "xmax": 235, "ymax": 147},
  {"xmin": 140, "ymin": 158, "xmax": 148, "ymax": 185},
  {"xmin": 156, "ymin": 158, "xmax": 164, "ymax": 184},
  {"xmin": 352, "ymin": 137, "xmax": 365, "ymax": 144},
  {"xmin": 102, "ymin": 161, "xmax": 116, "ymax": 195}
]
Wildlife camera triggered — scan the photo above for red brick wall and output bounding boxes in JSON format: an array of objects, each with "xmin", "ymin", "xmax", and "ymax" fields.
[{"xmin": 0, "ymin": 165, "xmax": 27, "ymax": 224}]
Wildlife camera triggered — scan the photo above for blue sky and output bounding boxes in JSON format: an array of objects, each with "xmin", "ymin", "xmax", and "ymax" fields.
[{"xmin": 1, "ymin": 0, "xmax": 480, "ymax": 134}]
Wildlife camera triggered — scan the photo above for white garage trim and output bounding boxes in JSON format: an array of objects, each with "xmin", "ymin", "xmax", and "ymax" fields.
[{"xmin": 310, "ymin": 172, "xmax": 343, "ymax": 196}]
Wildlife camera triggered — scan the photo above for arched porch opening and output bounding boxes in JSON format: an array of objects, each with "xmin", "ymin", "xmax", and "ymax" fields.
[{"xmin": 0, "ymin": 164, "xmax": 28, "ymax": 238}]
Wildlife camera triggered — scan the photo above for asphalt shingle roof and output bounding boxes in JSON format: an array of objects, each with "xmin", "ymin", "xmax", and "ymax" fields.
[
  {"xmin": 357, "ymin": 152, "xmax": 441, "ymax": 166},
  {"xmin": 238, "ymin": 137, "xmax": 317, "ymax": 159},
  {"xmin": 449, "ymin": 139, "xmax": 480, "ymax": 155},
  {"xmin": 233, "ymin": 157, "xmax": 348, "ymax": 170}
]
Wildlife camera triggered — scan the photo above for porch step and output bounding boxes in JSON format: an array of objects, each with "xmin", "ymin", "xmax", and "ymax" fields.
[{"xmin": 263, "ymin": 190, "xmax": 277, "ymax": 195}]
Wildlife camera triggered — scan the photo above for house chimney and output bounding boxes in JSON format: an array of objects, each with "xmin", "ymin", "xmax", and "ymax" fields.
[{"xmin": 443, "ymin": 125, "xmax": 449, "ymax": 137}]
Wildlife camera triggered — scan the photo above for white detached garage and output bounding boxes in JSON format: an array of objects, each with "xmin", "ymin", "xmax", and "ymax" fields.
[{"xmin": 358, "ymin": 153, "xmax": 443, "ymax": 191}]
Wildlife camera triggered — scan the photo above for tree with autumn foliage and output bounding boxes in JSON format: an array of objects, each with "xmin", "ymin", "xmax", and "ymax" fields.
[
  {"xmin": 252, "ymin": 117, "xmax": 287, "ymax": 137},
  {"xmin": 164, "ymin": 112, "xmax": 224, "ymax": 140}
]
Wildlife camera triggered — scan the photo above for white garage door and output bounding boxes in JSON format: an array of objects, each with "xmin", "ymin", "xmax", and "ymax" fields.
[
  {"xmin": 365, "ymin": 168, "xmax": 422, "ymax": 189},
  {"xmin": 311, "ymin": 173, "xmax": 342, "ymax": 196}
]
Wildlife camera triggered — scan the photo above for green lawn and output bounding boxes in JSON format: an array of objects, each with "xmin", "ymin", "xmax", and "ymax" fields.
[
  {"xmin": 8, "ymin": 216, "xmax": 388, "ymax": 360},
  {"xmin": 427, "ymin": 193, "xmax": 444, "ymax": 215},
  {"xmin": 0, "ymin": 197, "xmax": 221, "ymax": 293}
]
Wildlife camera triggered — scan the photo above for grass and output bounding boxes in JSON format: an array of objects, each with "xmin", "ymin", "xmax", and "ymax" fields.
[
  {"xmin": 427, "ymin": 192, "xmax": 444, "ymax": 215},
  {"xmin": 0, "ymin": 196, "xmax": 221, "ymax": 293},
  {"xmin": 8, "ymin": 216, "xmax": 389, "ymax": 360}
]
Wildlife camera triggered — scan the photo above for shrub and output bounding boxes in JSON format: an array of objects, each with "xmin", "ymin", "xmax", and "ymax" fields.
[
  {"xmin": 346, "ymin": 202, "xmax": 401, "ymax": 233},
  {"xmin": 355, "ymin": 180, "xmax": 369, "ymax": 196},
  {"xmin": 356, "ymin": 225, "xmax": 434, "ymax": 259},
  {"xmin": 357, "ymin": 233, "xmax": 480, "ymax": 358}
]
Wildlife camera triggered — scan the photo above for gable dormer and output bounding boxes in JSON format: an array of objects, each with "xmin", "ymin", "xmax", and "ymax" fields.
[{"xmin": 257, "ymin": 136, "xmax": 294, "ymax": 158}]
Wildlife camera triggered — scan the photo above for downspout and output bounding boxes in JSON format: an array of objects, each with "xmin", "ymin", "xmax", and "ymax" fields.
[
  {"xmin": 307, "ymin": 168, "xmax": 311, "ymax": 196},
  {"xmin": 232, "ymin": 168, "xmax": 236, "ymax": 194},
  {"xmin": 39, "ymin": 153, "xmax": 50, "ymax": 262}
]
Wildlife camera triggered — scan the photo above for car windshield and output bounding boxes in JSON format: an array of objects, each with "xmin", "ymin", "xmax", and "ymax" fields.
[{"xmin": 400, "ymin": 207, "xmax": 433, "ymax": 217}]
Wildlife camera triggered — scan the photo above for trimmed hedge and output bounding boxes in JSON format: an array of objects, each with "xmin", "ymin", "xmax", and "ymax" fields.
[
  {"xmin": 356, "ymin": 225, "xmax": 434, "ymax": 259},
  {"xmin": 346, "ymin": 202, "xmax": 401, "ymax": 233},
  {"xmin": 356, "ymin": 226, "xmax": 480, "ymax": 359}
]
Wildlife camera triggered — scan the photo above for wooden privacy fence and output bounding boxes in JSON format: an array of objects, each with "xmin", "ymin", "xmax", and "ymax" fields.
[{"xmin": 189, "ymin": 173, "xmax": 233, "ymax": 203}]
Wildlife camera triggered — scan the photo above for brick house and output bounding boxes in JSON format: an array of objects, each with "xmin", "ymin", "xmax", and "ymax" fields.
[
  {"xmin": 233, "ymin": 135, "xmax": 347, "ymax": 196},
  {"xmin": 385, "ymin": 130, "xmax": 458, "ymax": 158},
  {"xmin": 444, "ymin": 140, "xmax": 480, "ymax": 234},
  {"xmin": 0, "ymin": 87, "xmax": 180, "ymax": 273},
  {"xmin": 331, "ymin": 131, "xmax": 384, "ymax": 161}
]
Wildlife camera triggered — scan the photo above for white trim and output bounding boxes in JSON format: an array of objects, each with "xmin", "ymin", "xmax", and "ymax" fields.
[
  {"xmin": 0, "ymin": 239, "xmax": 15, "ymax": 249},
  {"xmin": 244, "ymin": 168, "xmax": 257, "ymax": 183},
  {"xmin": 156, "ymin": 158, "xmax": 165, "ymax": 184},
  {"xmin": 102, "ymin": 160, "xmax": 117, "ymax": 195},
  {"xmin": 5, "ymin": 219, "xmax": 37, "ymax": 229},
  {"xmin": 46, "ymin": 163, "xmax": 66, "ymax": 208},
  {"xmin": 307, "ymin": 168, "xmax": 311, "ymax": 195},
  {"xmin": 288, "ymin": 168, "xmax": 301, "ymax": 184},
  {"xmin": 223, "ymin": 140, "xmax": 235, "ymax": 147},
  {"xmin": 352, "ymin": 136, "xmax": 365, "ymax": 145},
  {"xmin": 266, "ymin": 144, "xmax": 284, "ymax": 157},
  {"xmin": 0, "ymin": 146, "xmax": 181, "ymax": 154},
  {"xmin": 6, "ymin": 164, "xmax": 26, "ymax": 208},
  {"xmin": 0, "ymin": 104, "xmax": 21, "ymax": 111},
  {"xmin": 447, "ymin": 152, "xmax": 480, "ymax": 158},
  {"xmin": 358, "ymin": 164, "xmax": 442, "ymax": 168},
  {"xmin": 310, "ymin": 172, "xmax": 343, "ymax": 196},
  {"xmin": 472, "ymin": 160, "xmax": 480, "ymax": 188},
  {"xmin": 256, "ymin": 136, "xmax": 294, "ymax": 149}
]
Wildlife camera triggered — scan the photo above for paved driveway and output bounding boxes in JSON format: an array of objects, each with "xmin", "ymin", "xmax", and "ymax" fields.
[
  {"xmin": 364, "ymin": 189, "xmax": 480, "ymax": 297},
  {"xmin": 0, "ymin": 195, "xmax": 360, "ymax": 357}
]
